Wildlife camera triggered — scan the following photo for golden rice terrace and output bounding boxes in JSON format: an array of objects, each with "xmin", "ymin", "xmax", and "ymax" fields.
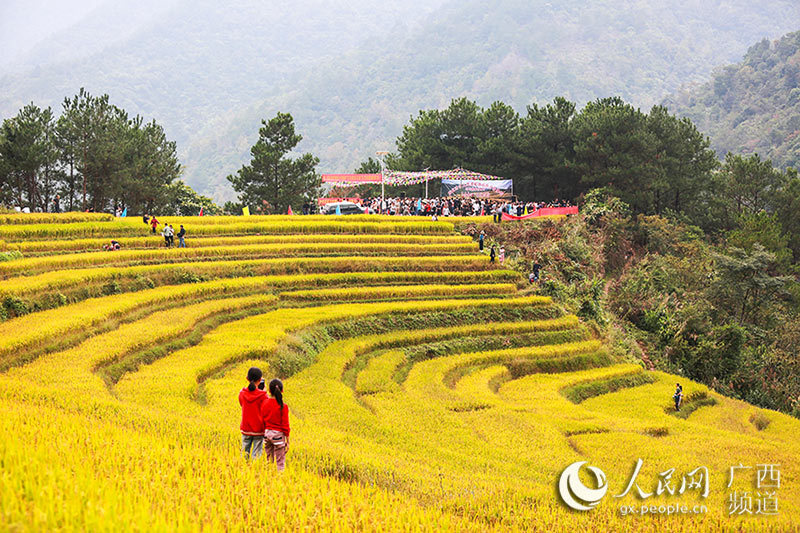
[{"xmin": 0, "ymin": 213, "xmax": 796, "ymax": 531}]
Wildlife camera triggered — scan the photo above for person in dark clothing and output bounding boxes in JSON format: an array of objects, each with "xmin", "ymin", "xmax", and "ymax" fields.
[
  {"xmin": 489, "ymin": 245, "xmax": 496, "ymax": 263},
  {"xmin": 479, "ymin": 231, "xmax": 485, "ymax": 251},
  {"xmin": 53, "ymin": 195, "xmax": 60, "ymax": 213},
  {"xmin": 177, "ymin": 225, "xmax": 186, "ymax": 248},
  {"xmin": 143, "ymin": 214, "xmax": 150, "ymax": 225},
  {"xmin": 673, "ymin": 383, "xmax": 683, "ymax": 411},
  {"xmin": 532, "ymin": 262, "xmax": 541, "ymax": 282}
]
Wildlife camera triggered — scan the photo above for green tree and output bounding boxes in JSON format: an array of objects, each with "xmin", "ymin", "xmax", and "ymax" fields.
[
  {"xmin": 118, "ymin": 117, "xmax": 181, "ymax": 215},
  {"xmin": 710, "ymin": 244, "xmax": 791, "ymax": 326},
  {"xmin": 719, "ymin": 153, "xmax": 785, "ymax": 216},
  {"xmin": 515, "ymin": 97, "xmax": 578, "ymax": 201},
  {"xmin": 166, "ymin": 180, "xmax": 221, "ymax": 216},
  {"xmin": 645, "ymin": 106, "xmax": 717, "ymax": 216},
  {"xmin": 772, "ymin": 170, "xmax": 800, "ymax": 260},
  {"xmin": 58, "ymin": 89, "xmax": 126, "ymax": 211},
  {"xmin": 353, "ymin": 157, "xmax": 381, "ymax": 174},
  {"xmin": 572, "ymin": 97, "xmax": 658, "ymax": 212},
  {"xmin": 56, "ymin": 89, "xmax": 180, "ymax": 214},
  {"xmin": 227, "ymin": 112, "xmax": 320, "ymax": 213},
  {"xmin": 476, "ymin": 101, "xmax": 519, "ymax": 179},
  {"xmin": 726, "ymin": 212, "xmax": 793, "ymax": 268},
  {"xmin": 0, "ymin": 103, "xmax": 58, "ymax": 211}
]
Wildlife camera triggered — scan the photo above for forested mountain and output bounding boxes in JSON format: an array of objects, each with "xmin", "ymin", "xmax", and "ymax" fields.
[
  {"xmin": 2, "ymin": 0, "xmax": 799, "ymax": 200},
  {"xmin": 665, "ymin": 30, "xmax": 800, "ymax": 170},
  {"xmin": 0, "ymin": 0, "xmax": 106, "ymax": 69},
  {"xmin": 0, "ymin": 0, "xmax": 178, "ymax": 72}
]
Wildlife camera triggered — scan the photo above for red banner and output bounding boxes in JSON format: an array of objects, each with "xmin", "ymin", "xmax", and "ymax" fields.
[
  {"xmin": 321, "ymin": 174, "xmax": 382, "ymax": 184},
  {"xmin": 317, "ymin": 197, "xmax": 362, "ymax": 206},
  {"xmin": 501, "ymin": 206, "xmax": 578, "ymax": 220}
]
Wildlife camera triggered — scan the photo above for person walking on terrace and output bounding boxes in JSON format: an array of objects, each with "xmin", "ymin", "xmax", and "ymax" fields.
[
  {"xmin": 239, "ymin": 367, "xmax": 267, "ymax": 458},
  {"xmin": 673, "ymin": 383, "xmax": 683, "ymax": 411},
  {"xmin": 261, "ymin": 379, "xmax": 290, "ymax": 471},
  {"xmin": 162, "ymin": 223, "xmax": 174, "ymax": 248},
  {"xmin": 177, "ymin": 224, "xmax": 186, "ymax": 248}
]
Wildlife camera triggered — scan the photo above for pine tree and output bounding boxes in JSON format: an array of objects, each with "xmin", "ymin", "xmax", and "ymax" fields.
[{"xmin": 227, "ymin": 112, "xmax": 320, "ymax": 213}]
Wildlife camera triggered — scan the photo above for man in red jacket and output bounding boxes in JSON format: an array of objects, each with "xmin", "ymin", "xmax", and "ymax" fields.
[
  {"xmin": 261, "ymin": 378, "xmax": 290, "ymax": 470},
  {"xmin": 239, "ymin": 368, "xmax": 266, "ymax": 458}
]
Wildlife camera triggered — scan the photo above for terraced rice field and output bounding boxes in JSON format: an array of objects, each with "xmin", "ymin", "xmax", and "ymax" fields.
[{"xmin": 0, "ymin": 213, "xmax": 797, "ymax": 531}]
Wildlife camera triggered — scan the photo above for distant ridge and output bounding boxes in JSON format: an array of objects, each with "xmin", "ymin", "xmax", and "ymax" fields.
[
  {"xmin": 1, "ymin": 0, "xmax": 799, "ymax": 200},
  {"xmin": 664, "ymin": 29, "xmax": 800, "ymax": 169}
]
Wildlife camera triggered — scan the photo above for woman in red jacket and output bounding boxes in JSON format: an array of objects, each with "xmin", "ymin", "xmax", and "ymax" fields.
[
  {"xmin": 261, "ymin": 378, "xmax": 290, "ymax": 471},
  {"xmin": 239, "ymin": 367, "xmax": 266, "ymax": 458}
]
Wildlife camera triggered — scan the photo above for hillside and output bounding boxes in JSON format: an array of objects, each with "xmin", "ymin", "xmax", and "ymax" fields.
[
  {"xmin": 2, "ymin": 1, "xmax": 800, "ymax": 200},
  {"xmin": 665, "ymin": 30, "xmax": 800, "ymax": 169},
  {"xmin": 0, "ymin": 212, "xmax": 798, "ymax": 530}
]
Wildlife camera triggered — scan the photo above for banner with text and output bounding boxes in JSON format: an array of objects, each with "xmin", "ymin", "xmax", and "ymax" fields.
[
  {"xmin": 440, "ymin": 179, "xmax": 513, "ymax": 199},
  {"xmin": 501, "ymin": 206, "xmax": 578, "ymax": 220}
]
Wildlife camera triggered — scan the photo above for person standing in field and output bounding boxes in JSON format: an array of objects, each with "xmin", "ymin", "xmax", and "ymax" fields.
[
  {"xmin": 479, "ymin": 230, "xmax": 485, "ymax": 252},
  {"xmin": 532, "ymin": 261, "xmax": 541, "ymax": 283},
  {"xmin": 261, "ymin": 379, "xmax": 290, "ymax": 471},
  {"xmin": 239, "ymin": 367, "xmax": 267, "ymax": 458},
  {"xmin": 489, "ymin": 245, "xmax": 496, "ymax": 263},
  {"xmin": 499, "ymin": 246, "xmax": 505, "ymax": 264},
  {"xmin": 673, "ymin": 383, "xmax": 683, "ymax": 411},
  {"xmin": 150, "ymin": 215, "xmax": 159, "ymax": 235},
  {"xmin": 162, "ymin": 224, "xmax": 172, "ymax": 248},
  {"xmin": 168, "ymin": 224, "xmax": 175, "ymax": 247},
  {"xmin": 177, "ymin": 224, "xmax": 186, "ymax": 248}
]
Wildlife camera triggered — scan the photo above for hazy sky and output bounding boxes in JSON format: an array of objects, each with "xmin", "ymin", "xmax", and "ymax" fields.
[{"xmin": 0, "ymin": 0, "xmax": 106, "ymax": 66}]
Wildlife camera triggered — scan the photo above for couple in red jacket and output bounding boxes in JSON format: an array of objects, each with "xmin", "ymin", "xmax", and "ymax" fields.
[{"xmin": 239, "ymin": 367, "xmax": 290, "ymax": 470}]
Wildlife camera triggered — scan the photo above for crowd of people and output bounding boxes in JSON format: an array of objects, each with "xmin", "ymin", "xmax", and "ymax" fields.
[
  {"xmin": 318, "ymin": 197, "xmax": 573, "ymax": 217},
  {"xmin": 142, "ymin": 214, "xmax": 186, "ymax": 248}
]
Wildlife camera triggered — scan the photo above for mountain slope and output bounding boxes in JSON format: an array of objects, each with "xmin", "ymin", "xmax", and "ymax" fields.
[
  {"xmin": 664, "ymin": 30, "xmax": 800, "ymax": 169},
  {"xmin": 184, "ymin": 0, "xmax": 800, "ymax": 200},
  {"xmin": 2, "ymin": 0, "xmax": 800, "ymax": 200}
]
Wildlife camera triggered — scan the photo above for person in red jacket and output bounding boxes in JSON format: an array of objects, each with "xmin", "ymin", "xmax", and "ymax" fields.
[
  {"xmin": 261, "ymin": 378, "xmax": 290, "ymax": 471},
  {"xmin": 239, "ymin": 367, "xmax": 266, "ymax": 458}
]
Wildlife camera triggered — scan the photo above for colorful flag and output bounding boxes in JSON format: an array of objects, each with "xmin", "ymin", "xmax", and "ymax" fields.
[
  {"xmin": 121, "ymin": 207, "xmax": 127, "ymax": 217},
  {"xmin": 288, "ymin": 205, "xmax": 294, "ymax": 215},
  {"xmin": 199, "ymin": 207, "xmax": 204, "ymax": 216},
  {"xmin": 335, "ymin": 204, "xmax": 342, "ymax": 215},
  {"xmin": 242, "ymin": 206, "xmax": 250, "ymax": 216}
]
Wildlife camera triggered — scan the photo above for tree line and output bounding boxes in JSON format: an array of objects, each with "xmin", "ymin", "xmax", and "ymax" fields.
[
  {"xmin": 384, "ymin": 96, "xmax": 718, "ymax": 212},
  {"xmin": 0, "ymin": 88, "xmax": 217, "ymax": 216}
]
